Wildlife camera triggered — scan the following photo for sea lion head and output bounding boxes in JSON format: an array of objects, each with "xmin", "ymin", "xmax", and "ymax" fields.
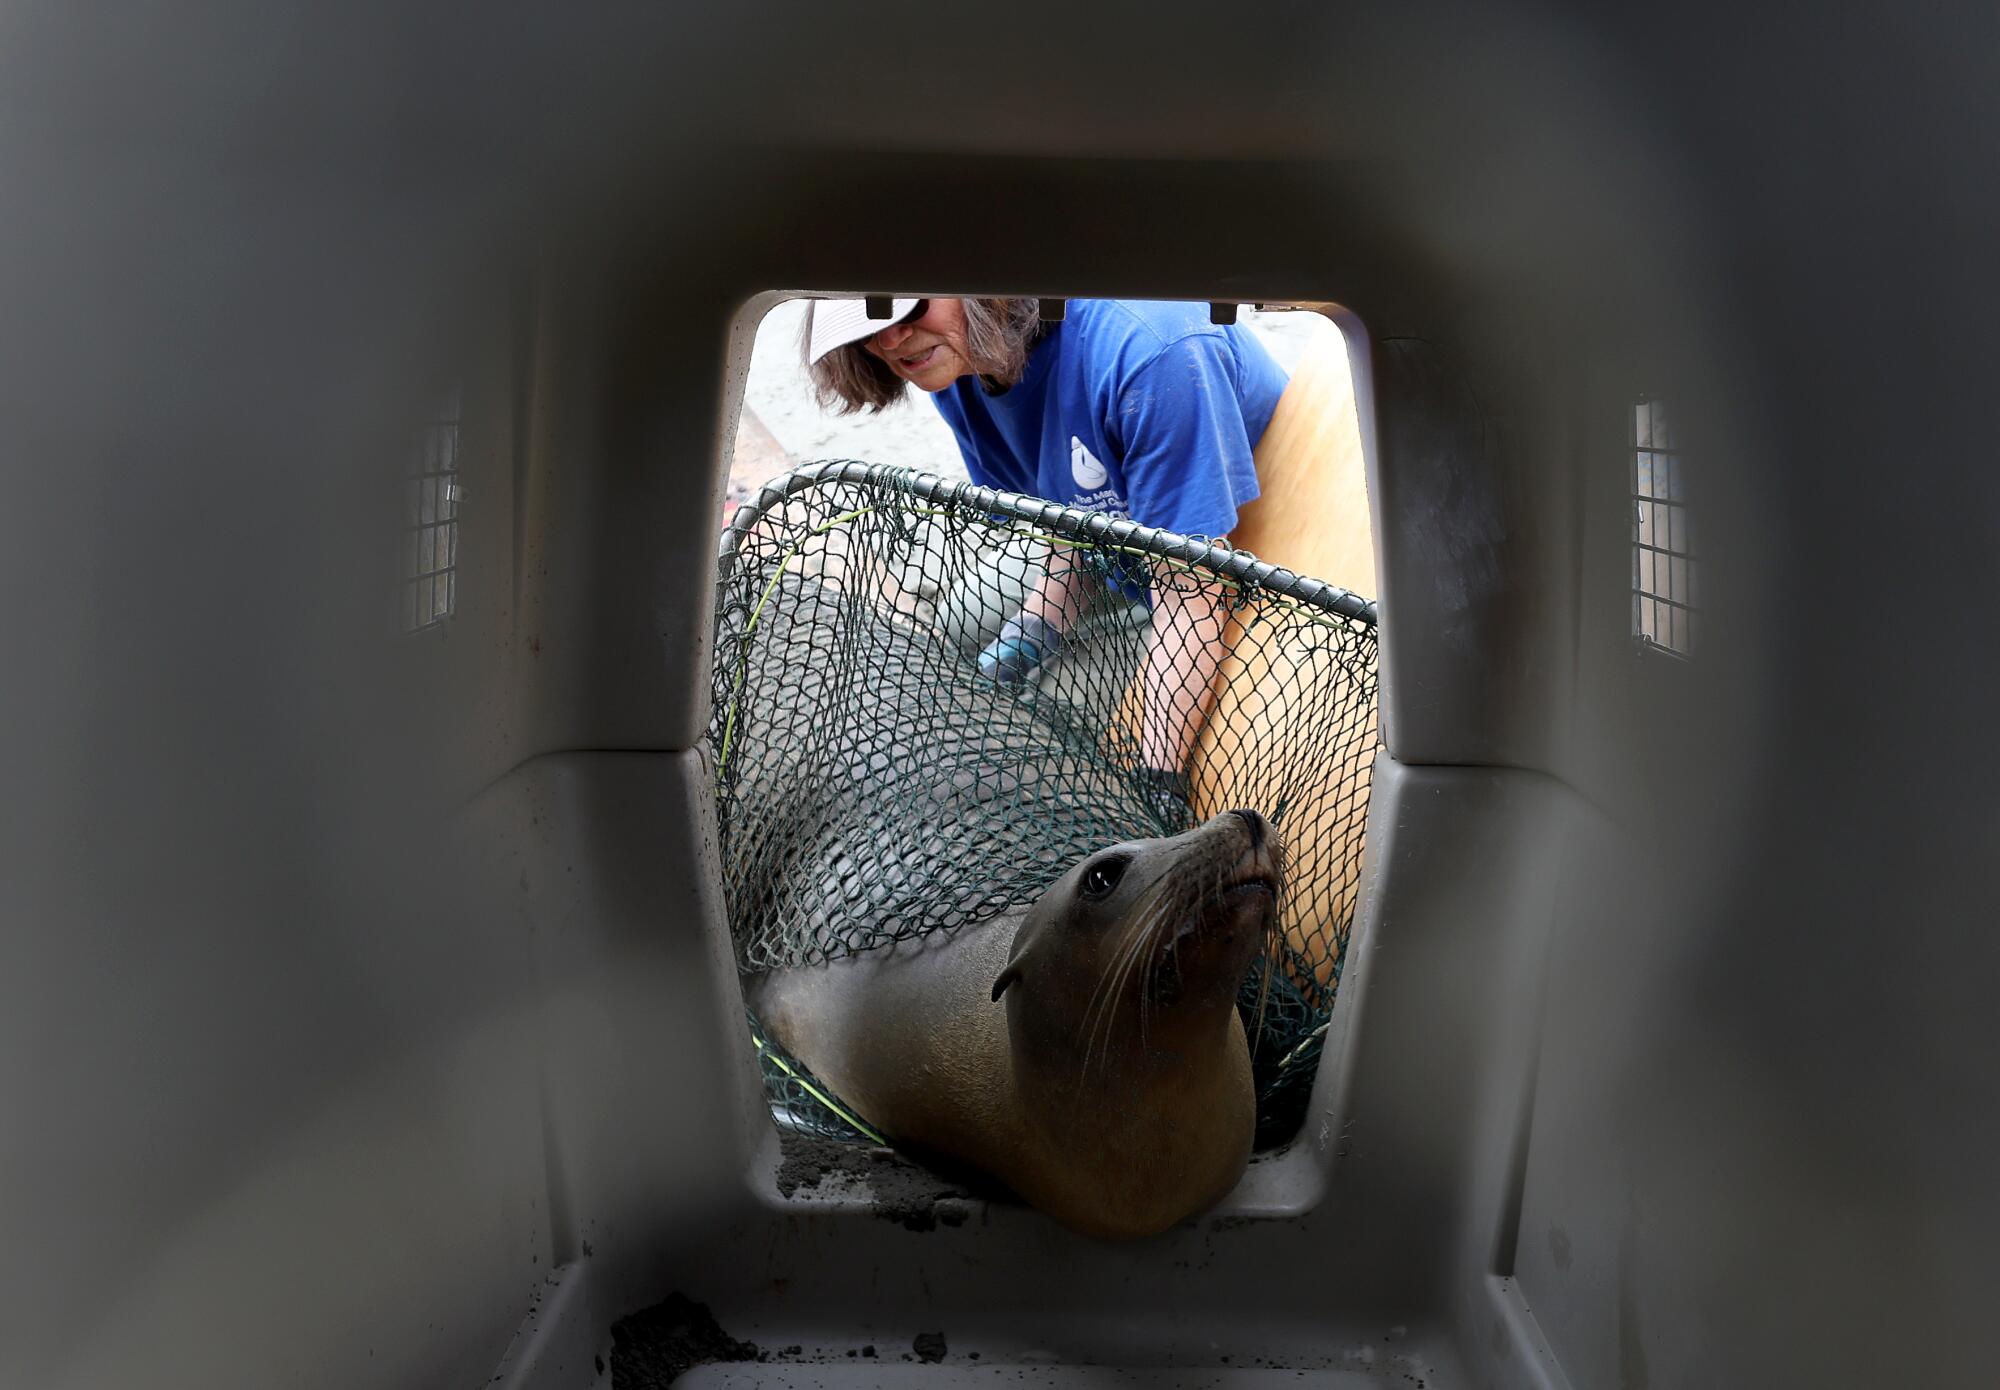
[{"xmin": 990, "ymin": 809, "xmax": 1283, "ymax": 1079}]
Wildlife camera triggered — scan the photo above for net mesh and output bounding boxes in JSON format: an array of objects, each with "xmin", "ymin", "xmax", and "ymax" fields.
[{"xmin": 712, "ymin": 462, "xmax": 1379, "ymax": 1150}]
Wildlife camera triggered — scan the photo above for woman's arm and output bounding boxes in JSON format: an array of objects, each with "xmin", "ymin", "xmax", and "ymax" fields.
[{"xmin": 1139, "ymin": 565, "xmax": 1229, "ymax": 778}]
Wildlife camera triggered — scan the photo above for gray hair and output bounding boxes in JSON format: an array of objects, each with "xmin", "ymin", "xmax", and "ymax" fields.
[{"xmin": 802, "ymin": 297, "xmax": 1043, "ymax": 414}]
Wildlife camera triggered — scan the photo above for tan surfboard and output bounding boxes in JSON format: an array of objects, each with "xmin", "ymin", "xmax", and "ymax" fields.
[
  {"xmin": 1093, "ymin": 311, "xmax": 1375, "ymax": 986},
  {"xmin": 1229, "ymin": 313, "xmax": 1376, "ymax": 598},
  {"xmin": 1189, "ymin": 312, "xmax": 1378, "ymax": 990}
]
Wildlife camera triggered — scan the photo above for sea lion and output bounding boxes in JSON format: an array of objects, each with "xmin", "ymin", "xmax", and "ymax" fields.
[{"xmin": 746, "ymin": 808, "xmax": 1283, "ymax": 1240}]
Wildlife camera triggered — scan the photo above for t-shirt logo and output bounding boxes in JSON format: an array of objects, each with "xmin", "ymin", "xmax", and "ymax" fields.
[{"xmin": 1070, "ymin": 435, "xmax": 1109, "ymax": 490}]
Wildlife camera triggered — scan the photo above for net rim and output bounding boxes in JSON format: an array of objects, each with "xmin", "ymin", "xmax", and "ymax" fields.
[{"xmin": 719, "ymin": 460, "xmax": 1380, "ymax": 629}]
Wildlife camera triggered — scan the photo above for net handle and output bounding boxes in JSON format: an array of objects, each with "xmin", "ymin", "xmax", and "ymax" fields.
[{"xmin": 719, "ymin": 460, "xmax": 1379, "ymax": 627}]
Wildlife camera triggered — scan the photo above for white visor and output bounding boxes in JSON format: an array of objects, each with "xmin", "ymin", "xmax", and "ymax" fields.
[{"xmin": 805, "ymin": 298, "xmax": 923, "ymax": 365}]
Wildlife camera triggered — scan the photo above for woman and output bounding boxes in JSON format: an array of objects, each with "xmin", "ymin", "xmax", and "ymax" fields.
[{"xmin": 803, "ymin": 296, "xmax": 1289, "ymax": 825}]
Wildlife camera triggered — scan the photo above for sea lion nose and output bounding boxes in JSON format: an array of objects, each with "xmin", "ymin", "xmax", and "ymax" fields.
[{"xmin": 1229, "ymin": 808, "xmax": 1267, "ymax": 849}]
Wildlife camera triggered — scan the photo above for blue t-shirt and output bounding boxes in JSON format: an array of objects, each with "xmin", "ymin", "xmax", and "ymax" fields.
[{"xmin": 929, "ymin": 300, "xmax": 1288, "ymax": 541}]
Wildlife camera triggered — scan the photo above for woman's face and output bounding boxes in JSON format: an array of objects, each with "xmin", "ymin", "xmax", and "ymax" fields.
[{"xmin": 862, "ymin": 299, "xmax": 975, "ymax": 392}]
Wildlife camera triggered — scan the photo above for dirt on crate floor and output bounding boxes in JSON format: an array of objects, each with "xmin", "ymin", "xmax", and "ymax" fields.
[{"xmin": 609, "ymin": 1293, "xmax": 761, "ymax": 1389}]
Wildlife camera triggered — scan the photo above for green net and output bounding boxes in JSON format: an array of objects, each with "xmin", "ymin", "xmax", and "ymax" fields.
[{"xmin": 712, "ymin": 462, "xmax": 1379, "ymax": 1151}]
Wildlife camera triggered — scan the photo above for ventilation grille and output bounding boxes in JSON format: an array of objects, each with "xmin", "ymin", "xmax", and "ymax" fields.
[
  {"xmin": 1632, "ymin": 397, "xmax": 1693, "ymax": 655},
  {"xmin": 404, "ymin": 387, "xmax": 460, "ymax": 631}
]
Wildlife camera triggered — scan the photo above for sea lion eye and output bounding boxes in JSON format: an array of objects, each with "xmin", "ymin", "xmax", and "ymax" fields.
[{"xmin": 1080, "ymin": 855, "xmax": 1129, "ymax": 900}]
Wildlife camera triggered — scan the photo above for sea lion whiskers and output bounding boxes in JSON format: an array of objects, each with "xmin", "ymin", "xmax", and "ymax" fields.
[
  {"xmin": 1077, "ymin": 897, "xmax": 1160, "ymax": 1086},
  {"xmin": 1149, "ymin": 856, "xmax": 1220, "ymax": 1025},
  {"xmin": 1110, "ymin": 876, "xmax": 1190, "ymax": 1058},
  {"xmin": 1144, "ymin": 823, "xmax": 1286, "ymax": 1036},
  {"xmin": 1129, "ymin": 883, "xmax": 1187, "ymax": 1051},
  {"xmin": 1245, "ymin": 953, "xmax": 1275, "ymax": 1059},
  {"xmin": 1074, "ymin": 899, "xmax": 1141, "ymax": 1082},
  {"xmin": 1083, "ymin": 849, "xmax": 1226, "ymax": 1079},
  {"xmin": 1154, "ymin": 854, "xmax": 1224, "ymax": 1003},
  {"xmin": 1077, "ymin": 942, "xmax": 1135, "ymax": 1090},
  {"xmin": 1081, "ymin": 866, "xmax": 1193, "ymax": 1084},
  {"xmin": 1243, "ymin": 833, "xmax": 1290, "ymax": 1053},
  {"xmin": 1074, "ymin": 928, "xmax": 1129, "ymax": 1085}
]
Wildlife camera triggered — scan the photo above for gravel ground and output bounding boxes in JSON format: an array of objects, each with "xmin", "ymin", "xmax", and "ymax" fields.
[{"xmin": 724, "ymin": 301, "xmax": 1341, "ymax": 525}]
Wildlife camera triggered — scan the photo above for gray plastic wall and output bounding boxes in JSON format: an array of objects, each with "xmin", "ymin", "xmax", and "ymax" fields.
[{"xmin": 3, "ymin": 5, "xmax": 1996, "ymax": 1389}]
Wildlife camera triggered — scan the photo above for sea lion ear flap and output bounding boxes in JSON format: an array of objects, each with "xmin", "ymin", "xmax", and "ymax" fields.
[
  {"xmin": 993, "ymin": 903, "xmax": 1048, "ymax": 1001},
  {"xmin": 992, "ymin": 927, "xmax": 1035, "ymax": 1001}
]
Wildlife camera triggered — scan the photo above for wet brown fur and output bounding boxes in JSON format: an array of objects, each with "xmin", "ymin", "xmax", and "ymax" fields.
[{"xmin": 747, "ymin": 811, "xmax": 1283, "ymax": 1240}]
